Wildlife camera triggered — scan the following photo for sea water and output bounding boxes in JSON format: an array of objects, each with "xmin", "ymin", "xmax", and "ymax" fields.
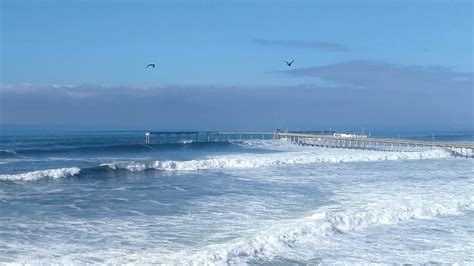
[{"xmin": 0, "ymin": 128, "xmax": 473, "ymax": 264}]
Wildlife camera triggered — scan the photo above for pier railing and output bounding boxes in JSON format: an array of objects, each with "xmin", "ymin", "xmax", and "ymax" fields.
[{"xmin": 145, "ymin": 130, "xmax": 474, "ymax": 158}]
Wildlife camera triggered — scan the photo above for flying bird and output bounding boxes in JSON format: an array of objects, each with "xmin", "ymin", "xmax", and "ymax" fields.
[
  {"xmin": 146, "ymin": 64, "xmax": 156, "ymax": 69},
  {"xmin": 284, "ymin": 60, "xmax": 294, "ymax": 66}
]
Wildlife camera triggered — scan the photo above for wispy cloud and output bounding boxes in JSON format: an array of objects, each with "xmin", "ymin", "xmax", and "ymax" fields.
[{"xmin": 253, "ymin": 38, "xmax": 348, "ymax": 51}]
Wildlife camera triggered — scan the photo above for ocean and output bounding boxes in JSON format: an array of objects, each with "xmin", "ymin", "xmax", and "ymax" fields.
[{"xmin": 0, "ymin": 128, "xmax": 473, "ymax": 264}]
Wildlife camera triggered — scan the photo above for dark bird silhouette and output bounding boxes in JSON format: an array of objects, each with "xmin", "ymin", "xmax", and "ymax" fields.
[
  {"xmin": 146, "ymin": 64, "xmax": 156, "ymax": 69},
  {"xmin": 284, "ymin": 60, "xmax": 294, "ymax": 66}
]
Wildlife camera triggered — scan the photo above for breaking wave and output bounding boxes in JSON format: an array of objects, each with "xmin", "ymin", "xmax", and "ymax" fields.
[
  {"xmin": 0, "ymin": 148, "xmax": 451, "ymax": 181},
  {"xmin": 0, "ymin": 167, "xmax": 81, "ymax": 181},
  {"xmin": 101, "ymin": 149, "xmax": 450, "ymax": 172},
  {"xmin": 169, "ymin": 196, "xmax": 474, "ymax": 264}
]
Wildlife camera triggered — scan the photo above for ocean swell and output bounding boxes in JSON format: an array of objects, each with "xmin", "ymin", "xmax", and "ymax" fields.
[
  {"xmin": 0, "ymin": 167, "xmax": 81, "ymax": 181},
  {"xmin": 0, "ymin": 149, "xmax": 18, "ymax": 158}
]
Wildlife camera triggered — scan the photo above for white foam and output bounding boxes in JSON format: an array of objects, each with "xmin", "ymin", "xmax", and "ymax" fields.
[
  {"xmin": 102, "ymin": 148, "xmax": 450, "ymax": 172},
  {"xmin": 169, "ymin": 196, "xmax": 473, "ymax": 264},
  {"xmin": 4, "ymin": 154, "xmax": 472, "ymax": 264},
  {"xmin": 0, "ymin": 167, "xmax": 81, "ymax": 181}
]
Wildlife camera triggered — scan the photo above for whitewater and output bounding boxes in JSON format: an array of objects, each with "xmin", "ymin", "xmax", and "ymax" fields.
[{"xmin": 0, "ymin": 130, "xmax": 473, "ymax": 264}]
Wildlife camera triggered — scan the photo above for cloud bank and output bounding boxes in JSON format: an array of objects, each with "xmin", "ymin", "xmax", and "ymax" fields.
[
  {"xmin": 1, "ymin": 61, "xmax": 472, "ymax": 130},
  {"xmin": 281, "ymin": 60, "xmax": 472, "ymax": 93}
]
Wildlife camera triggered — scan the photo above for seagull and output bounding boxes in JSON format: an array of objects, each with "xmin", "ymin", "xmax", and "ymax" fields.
[
  {"xmin": 284, "ymin": 60, "xmax": 294, "ymax": 66},
  {"xmin": 146, "ymin": 64, "xmax": 156, "ymax": 69}
]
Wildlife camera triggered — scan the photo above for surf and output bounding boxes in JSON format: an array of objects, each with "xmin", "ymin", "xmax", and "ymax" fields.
[
  {"xmin": 100, "ymin": 148, "xmax": 450, "ymax": 172},
  {"xmin": 167, "ymin": 196, "xmax": 474, "ymax": 264},
  {"xmin": 0, "ymin": 167, "xmax": 81, "ymax": 181}
]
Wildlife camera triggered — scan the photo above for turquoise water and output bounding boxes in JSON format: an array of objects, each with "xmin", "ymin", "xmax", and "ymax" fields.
[{"xmin": 0, "ymin": 128, "xmax": 473, "ymax": 264}]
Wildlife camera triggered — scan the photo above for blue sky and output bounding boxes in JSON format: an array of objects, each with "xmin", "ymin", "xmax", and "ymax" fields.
[{"xmin": 1, "ymin": 0, "xmax": 473, "ymax": 130}]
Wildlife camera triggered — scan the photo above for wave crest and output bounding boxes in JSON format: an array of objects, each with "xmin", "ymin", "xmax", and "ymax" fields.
[
  {"xmin": 0, "ymin": 167, "xmax": 81, "ymax": 181},
  {"xmin": 0, "ymin": 149, "xmax": 18, "ymax": 158},
  {"xmin": 102, "ymin": 149, "xmax": 450, "ymax": 172},
  {"xmin": 170, "ymin": 197, "xmax": 473, "ymax": 264}
]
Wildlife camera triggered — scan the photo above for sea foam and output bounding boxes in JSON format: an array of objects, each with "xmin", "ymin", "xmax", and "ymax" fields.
[
  {"xmin": 169, "ymin": 196, "xmax": 473, "ymax": 264},
  {"xmin": 102, "ymin": 148, "xmax": 450, "ymax": 172},
  {"xmin": 0, "ymin": 167, "xmax": 81, "ymax": 181}
]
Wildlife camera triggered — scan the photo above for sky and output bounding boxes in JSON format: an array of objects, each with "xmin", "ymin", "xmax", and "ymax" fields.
[{"xmin": 1, "ymin": 0, "xmax": 473, "ymax": 131}]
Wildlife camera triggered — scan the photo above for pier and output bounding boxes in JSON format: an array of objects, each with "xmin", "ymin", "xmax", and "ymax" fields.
[
  {"xmin": 145, "ymin": 130, "xmax": 474, "ymax": 158},
  {"xmin": 145, "ymin": 131, "xmax": 275, "ymax": 144}
]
